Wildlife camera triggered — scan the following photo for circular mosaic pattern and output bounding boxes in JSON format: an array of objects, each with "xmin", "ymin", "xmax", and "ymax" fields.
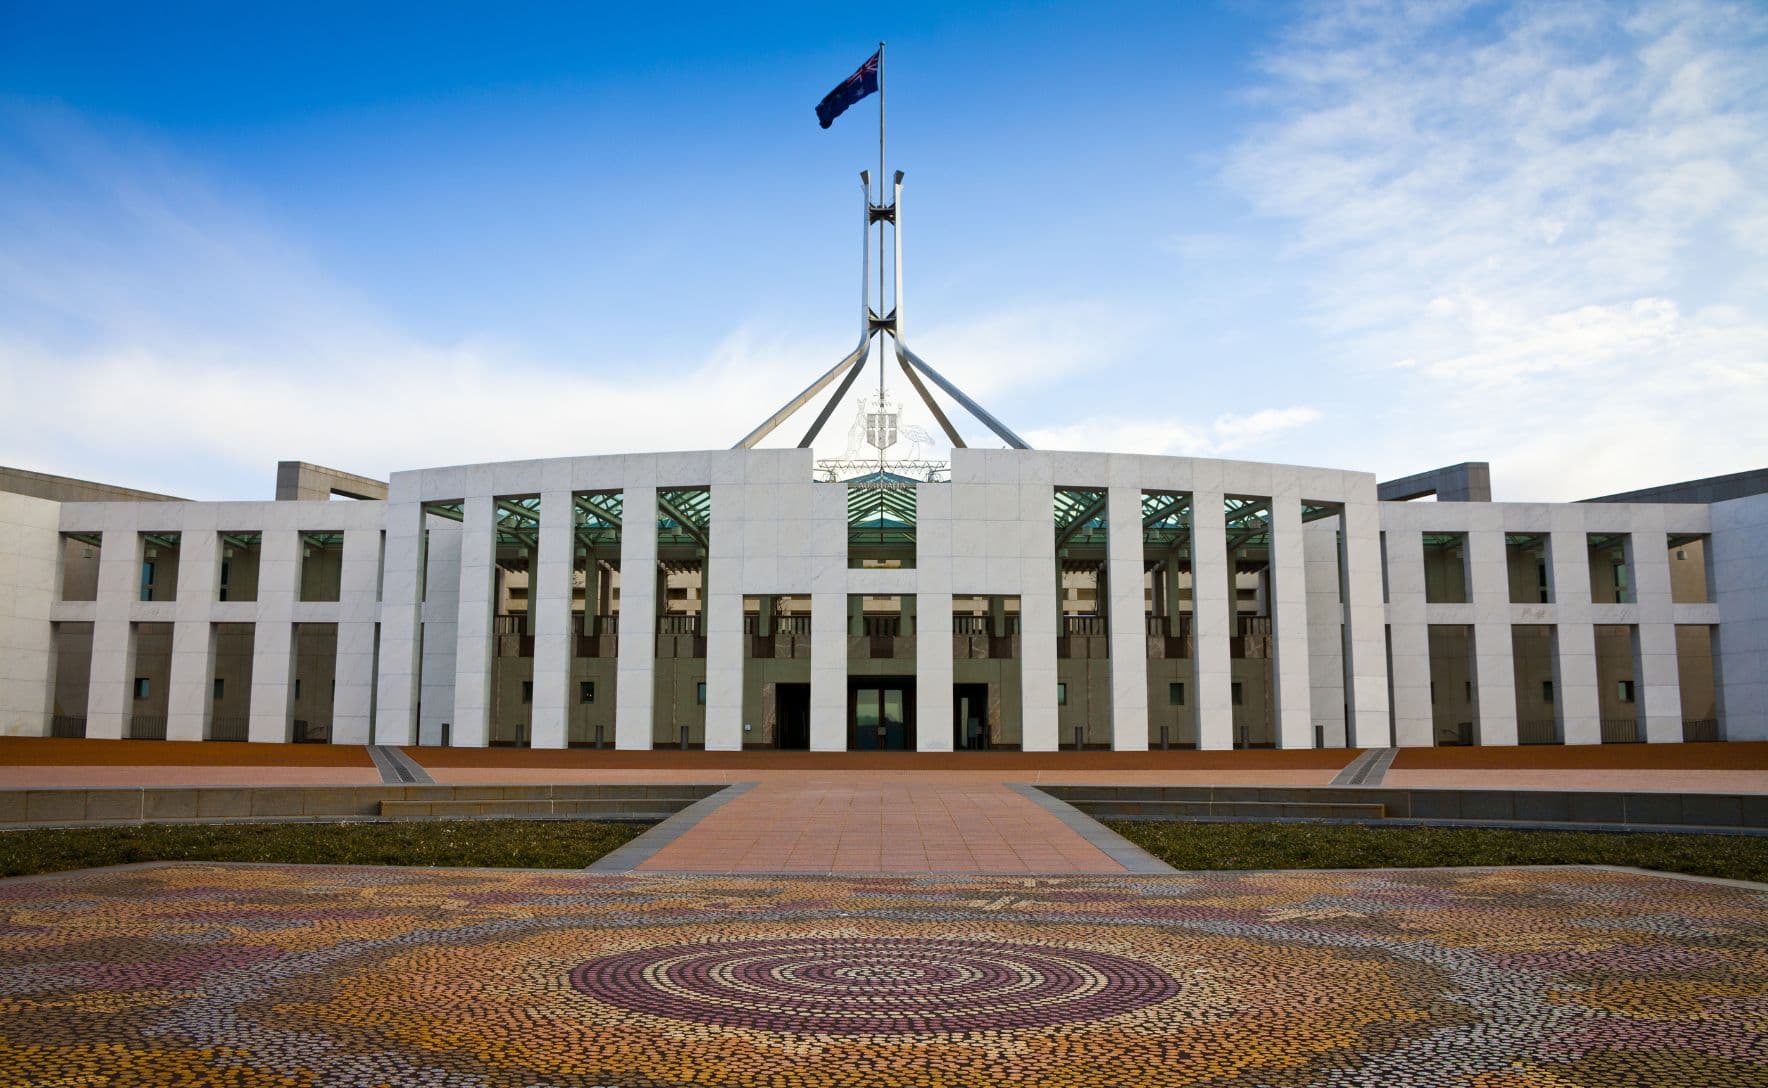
[{"xmin": 569, "ymin": 937, "xmax": 1182, "ymax": 1034}]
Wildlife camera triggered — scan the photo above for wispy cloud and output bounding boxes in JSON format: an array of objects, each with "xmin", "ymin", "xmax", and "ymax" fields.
[
  {"xmin": 0, "ymin": 104, "xmax": 1119, "ymax": 495},
  {"xmin": 1225, "ymin": 0, "xmax": 1768, "ymax": 499},
  {"xmin": 1025, "ymin": 405, "xmax": 1321, "ymax": 458}
]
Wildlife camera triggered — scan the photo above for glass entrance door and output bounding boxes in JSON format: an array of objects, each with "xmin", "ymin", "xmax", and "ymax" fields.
[{"xmin": 850, "ymin": 679, "xmax": 914, "ymax": 750}]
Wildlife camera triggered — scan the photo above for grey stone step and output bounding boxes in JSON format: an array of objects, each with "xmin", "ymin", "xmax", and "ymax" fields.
[
  {"xmin": 378, "ymin": 797, "xmax": 706, "ymax": 819},
  {"xmin": 1072, "ymin": 799, "xmax": 1387, "ymax": 821}
]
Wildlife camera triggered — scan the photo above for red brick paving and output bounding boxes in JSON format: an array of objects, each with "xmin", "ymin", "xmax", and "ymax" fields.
[{"xmin": 634, "ymin": 773, "xmax": 1124, "ymax": 874}]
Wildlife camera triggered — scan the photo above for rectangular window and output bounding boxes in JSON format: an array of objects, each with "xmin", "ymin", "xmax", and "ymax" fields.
[
  {"xmin": 133, "ymin": 677, "xmax": 150, "ymax": 700},
  {"xmin": 293, "ymin": 678, "xmax": 302, "ymax": 699},
  {"xmin": 1542, "ymin": 680, "xmax": 1553, "ymax": 703},
  {"xmin": 1056, "ymin": 681, "xmax": 1068, "ymax": 706},
  {"xmin": 1231, "ymin": 681, "xmax": 1243, "ymax": 707},
  {"xmin": 139, "ymin": 561, "xmax": 155, "ymax": 602},
  {"xmin": 1465, "ymin": 680, "xmax": 1472, "ymax": 702},
  {"xmin": 1168, "ymin": 682, "xmax": 1184, "ymax": 706},
  {"xmin": 1430, "ymin": 680, "xmax": 1436, "ymax": 705},
  {"xmin": 1618, "ymin": 679, "xmax": 1635, "ymax": 703},
  {"xmin": 213, "ymin": 678, "xmax": 224, "ymax": 700},
  {"xmin": 579, "ymin": 681, "xmax": 595, "ymax": 704},
  {"xmin": 521, "ymin": 680, "xmax": 533, "ymax": 704},
  {"xmin": 695, "ymin": 681, "xmax": 707, "ymax": 705},
  {"xmin": 218, "ymin": 560, "xmax": 231, "ymax": 602}
]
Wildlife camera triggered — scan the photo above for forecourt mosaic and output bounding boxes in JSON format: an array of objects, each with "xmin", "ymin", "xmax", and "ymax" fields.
[{"xmin": 0, "ymin": 863, "xmax": 1764, "ymax": 1087}]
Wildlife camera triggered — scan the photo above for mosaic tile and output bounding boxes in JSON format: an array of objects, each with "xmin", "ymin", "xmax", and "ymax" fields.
[{"xmin": 0, "ymin": 863, "xmax": 1764, "ymax": 1086}]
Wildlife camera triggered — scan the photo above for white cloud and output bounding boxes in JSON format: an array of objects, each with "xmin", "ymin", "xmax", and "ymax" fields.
[
  {"xmin": 1226, "ymin": 0, "xmax": 1768, "ymax": 498},
  {"xmin": 1025, "ymin": 405, "xmax": 1320, "ymax": 458},
  {"xmin": 0, "ymin": 105, "xmax": 1122, "ymax": 496}
]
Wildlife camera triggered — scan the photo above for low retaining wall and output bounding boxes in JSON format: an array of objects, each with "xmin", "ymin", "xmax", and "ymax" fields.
[
  {"xmin": 0, "ymin": 783, "xmax": 724, "ymax": 828},
  {"xmin": 1039, "ymin": 785, "xmax": 1767, "ymax": 833}
]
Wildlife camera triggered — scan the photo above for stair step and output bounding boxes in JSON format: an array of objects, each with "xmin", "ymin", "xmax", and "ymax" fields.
[
  {"xmin": 378, "ymin": 798, "xmax": 702, "ymax": 819},
  {"xmin": 1074, "ymin": 799, "xmax": 1386, "ymax": 821}
]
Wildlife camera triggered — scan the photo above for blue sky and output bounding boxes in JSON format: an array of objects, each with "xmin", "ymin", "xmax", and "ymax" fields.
[{"xmin": 1, "ymin": 0, "xmax": 1763, "ymax": 501}]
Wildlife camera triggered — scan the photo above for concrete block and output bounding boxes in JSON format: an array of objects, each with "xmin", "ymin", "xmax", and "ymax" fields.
[
  {"xmin": 143, "ymin": 790, "xmax": 200, "ymax": 821},
  {"xmin": 83, "ymin": 790, "xmax": 144, "ymax": 823},
  {"xmin": 24, "ymin": 790, "xmax": 86, "ymax": 824}
]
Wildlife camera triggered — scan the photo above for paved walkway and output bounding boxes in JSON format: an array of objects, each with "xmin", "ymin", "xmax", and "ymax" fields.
[{"xmin": 632, "ymin": 773, "xmax": 1127, "ymax": 873}]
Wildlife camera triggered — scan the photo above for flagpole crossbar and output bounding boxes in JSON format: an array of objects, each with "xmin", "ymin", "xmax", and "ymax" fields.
[{"xmin": 733, "ymin": 52, "xmax": 1033, "ymax": 454}]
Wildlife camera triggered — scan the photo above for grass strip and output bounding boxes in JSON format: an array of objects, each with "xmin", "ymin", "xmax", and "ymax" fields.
[
  {"xmin": 0, "ymin": 819, "xmax": 650, "ymax": 878},
  {"xmin": 1106, "ymin": 820, "xmax": 1768, "ymax": 884}
]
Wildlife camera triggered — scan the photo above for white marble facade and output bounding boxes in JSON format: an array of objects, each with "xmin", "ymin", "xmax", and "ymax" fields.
[{"xmin": 1, "ymin": 448, "xmax": 1755, "ymax": 744}]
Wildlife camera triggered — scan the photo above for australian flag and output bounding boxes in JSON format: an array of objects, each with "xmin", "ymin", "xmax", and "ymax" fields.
[{"xmin": 816, "ymin": 50, "xmax": 880, "ymax": 129}]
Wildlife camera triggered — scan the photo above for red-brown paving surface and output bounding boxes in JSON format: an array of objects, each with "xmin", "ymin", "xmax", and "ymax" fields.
[{"xmin": 632, "ymin": 773, "xmax": 1125, "ymax": 873}]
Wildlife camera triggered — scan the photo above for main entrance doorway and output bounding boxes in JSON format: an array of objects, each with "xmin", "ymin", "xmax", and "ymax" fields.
[
  {"xmin": 850, "ymin": 677, "xmax": 915, "ymax": 750},
  {"xmin": 776, "ymin": 683, "xmax": 810, "ymax": 750}
]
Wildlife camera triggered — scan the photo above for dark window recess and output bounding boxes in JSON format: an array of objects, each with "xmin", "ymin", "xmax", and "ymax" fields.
[
  {"xmin": 579, "ymin": 681, "xmax": 595, "ymax": 704},
  {"xmin": 1231, "ymin": 682, "xmax": 1243, "ymax": 707},
  {"xmin": 1168, "ymin": 682, "xmax": 1184, "ymax": 706},
  {"xmin": 695, "ymin": 681, "xmax": 707, "ymax": 705},
  {"xmin": 133, "ymin": 677, "xmax": 150, "ymax": 700},
  {"xmin": 1056, "ymin": 682, "xmax": 1067, "ymax": 706},
  {"xmin": 1619, "ymin": 680, "xmax": 1635, "ymax": 703},
  {"xmin": 1542, "ymin": 680, "xmax": 1553, "ymax": 703},
  {"xmin": 521, "ymin": 680, "xmax": 534, "ymax": 704},
  {"xmin": 213, "ymin": 678, "xmax": 224, "ymax": 700}
]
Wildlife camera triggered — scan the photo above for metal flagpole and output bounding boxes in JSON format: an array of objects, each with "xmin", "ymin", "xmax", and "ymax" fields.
[{"xmin": 877, "ymin": 41, "xmax": 887, "ymax": 480}]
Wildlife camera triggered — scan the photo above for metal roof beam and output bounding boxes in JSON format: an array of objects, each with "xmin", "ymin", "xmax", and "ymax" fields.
[
  {"xmin": 574, "ymin": 495, "xmax": 624, "ymax": 530},
  {"xmin": 656, "ymin": 494, "xmax": 710, "ymax": 551},
  {"xmin": 1055, "ymin": 492, "xmax": 1108, "ymax": 550}
]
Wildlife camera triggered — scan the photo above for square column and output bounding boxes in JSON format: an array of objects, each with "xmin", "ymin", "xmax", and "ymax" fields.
[
  {"xmin": 1631, "ymin": 529, "xmax": 1683, "ymax": 742},
  {"xmin": 703, "ymin": 591, "xmax": 743, "ymax": 749},
  {"xmin": 810, "ymin": 481, "xmax": 848, "ymax": 751},
  {"xmin": 1303, "ymin": 521, "xmax": 1347, "ymax": 746},
  {"xmin": 332, "ymin": 527, "xmax": 381, "ymax": 745},
  {"xmin": 85, "ymin": 527, "xmax": 141, "ymax": 739},
  {"xmin": 0, "ymin": 494, "xmax": 58, "ymax": 736},
  {"xmin": 1191, "ymin": 488, "xmax": 1233, "ymax": 750},
  {"xmin": 615, "ymin": 485, "xmax": 657, "ymax": 749},
  {"xmin": 374, "ymin": 500, "xmax": 425, "ymax": 745},
  {"xmin": 916, "ymin": 591, "xmax": 954, "ymax": 751},
  {"xmin": 1106, "ymin": 486, "xmax": 1149, "ymax": 751},
  {"xmin": 915, "ymin": 483, "xmax": 954, "ymax": 752},
  {"xmin": 1468, "ymin": 522, "xmax": 1518, "ymax": 745},
  {"xmin": 449, "ymin": 496, "xmax": 496, "ymax": 748},
  {"xmin": 1382, "ymin": 527, "xmax": 1431, "ymax": 747},
  {"xmin": 417, "ymin": 523, "xmax": 461, "ymax": 745},
  {"xmin": 1340, "ymin": 490, "xmax": 1392, "ymax": 748},
  {"xmin": 165, "ymin": 525, "xmax": 218, "ymax": 742},
  {"xmin": 1018, "ymin": 483, "xmax": 1059, "ymax": 752},
  {"xmin": 530, "ymin": 490, "xmax": 574, "ymax": 749},
  {"xmin": 1270, "ymin": 494, "xmax": 1316, "ymax": 748},
  {"xmin": 1547, "ymin": 518, "xmax": 1600, "ymax": 744},
  {"xmin": 702, "ymin": 483, "xmax": 744, "ymax": 751},
  {"xmin": 248, "ymin": 529, "xmax": 298, "ymax": 743}
]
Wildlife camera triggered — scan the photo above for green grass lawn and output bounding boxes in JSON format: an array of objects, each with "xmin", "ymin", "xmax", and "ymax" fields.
[
  {"xmin": 1107, "ymin": 820, "xmax": 1768, "ymax": 884},
  {"xmin": 0, "ymin": 819, "xmax": 650, "ymax": 878}
]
